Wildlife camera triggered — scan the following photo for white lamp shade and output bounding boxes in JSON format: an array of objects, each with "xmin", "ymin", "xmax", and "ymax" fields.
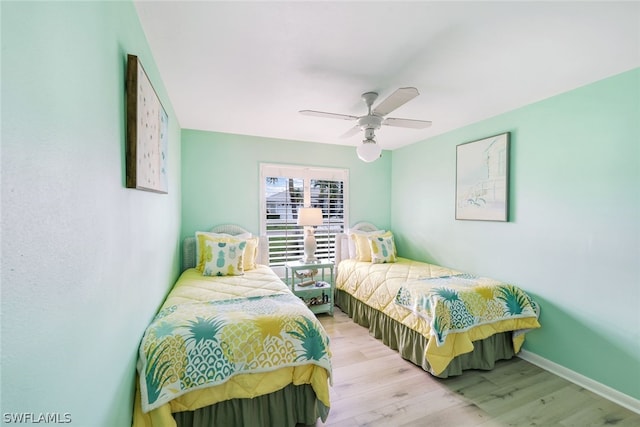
[
  {"xmin": 357, "ymin": 140, "xmax": 382, "ymax": 162},
  {"xmin": 297, "ymin": 207, "xmax": 323, "ymax": 226}
]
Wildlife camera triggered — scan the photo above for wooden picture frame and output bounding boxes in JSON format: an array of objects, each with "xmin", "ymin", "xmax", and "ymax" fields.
[
  {"xmin": 455, "ymin": 132, "xmax": 510, "ymax": 221},
  {"xmin": 126, "ymin": 54, "xmax": 168, "ymax": 194}
]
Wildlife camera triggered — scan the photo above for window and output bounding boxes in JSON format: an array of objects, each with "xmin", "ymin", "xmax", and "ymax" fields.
[{"xmin": 260, "ymin": 164, "xmax": 349, "ymax": 271}]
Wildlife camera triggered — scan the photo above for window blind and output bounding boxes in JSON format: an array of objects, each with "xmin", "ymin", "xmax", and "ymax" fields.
[{"xmin": 260, "ymin": 164, "xmax": 348, "ymax": 269}]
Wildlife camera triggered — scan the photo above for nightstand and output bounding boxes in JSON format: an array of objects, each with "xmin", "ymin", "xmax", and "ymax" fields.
[{"xmin": 284, "ymin": 259, "xmax": 335, "ymax": 315}]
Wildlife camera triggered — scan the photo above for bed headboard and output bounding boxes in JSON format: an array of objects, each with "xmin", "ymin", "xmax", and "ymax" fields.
[
  {"xmin": 182, "ymin": 224, "xmax": 269, "ymax": 272},
  {"xmin": 334, "ymin": 222, "xmax": 381, "ymax": 267}
]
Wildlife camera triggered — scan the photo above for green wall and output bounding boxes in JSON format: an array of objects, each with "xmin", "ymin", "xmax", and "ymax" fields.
[
  {"xmin": 1, "ymin": 1, "xmax": 182, "ymax": 425},
  {"xmin": 180, "ymin": 129, "xmax": 392, "ymax": 240},
  {"xmin": 391, "ymin": 68, "xmax": 640, "ymax": 399}
]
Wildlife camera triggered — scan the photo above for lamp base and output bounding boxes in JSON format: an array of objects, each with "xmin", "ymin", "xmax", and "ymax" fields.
[{"xmin": 302, "ymin": 228, "xmax": 318, "ymax": 264}]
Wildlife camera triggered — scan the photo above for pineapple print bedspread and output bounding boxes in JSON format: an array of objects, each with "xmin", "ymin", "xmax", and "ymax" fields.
[
  {"xmin": 336, "ymin": 258, "xmax": 541, "ymax": 375},
  {"xmin": 138, "ymin": 267, "xmax": 332, "ymax": 413},
  {"xmin": 395, "ymin": 274, "xmax": 540, "ymax": 347}
]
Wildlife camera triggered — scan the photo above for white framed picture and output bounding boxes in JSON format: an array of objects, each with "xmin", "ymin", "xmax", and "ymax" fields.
[{"xmin": 455, "ymin": 132, "xmax": 510, "ymax": 221}]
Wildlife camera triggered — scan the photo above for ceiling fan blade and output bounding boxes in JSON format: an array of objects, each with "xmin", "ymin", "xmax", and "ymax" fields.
[
  {"xmin": 299, "ymin": 110, "xmax": 358, "ymax": 121},
  {"xmin": 372, "ymin": 87, "xmax": 420, "ymax": 117},
  {"xmin": 383, "ymin": 117, "xmax": 432, "ymax": 129},
  {"xmin": 340, "ymin": 125, "xmax": 361, "ymax": 139}
]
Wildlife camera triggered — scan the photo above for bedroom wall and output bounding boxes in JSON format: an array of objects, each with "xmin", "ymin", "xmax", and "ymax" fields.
[
  {"xmin": 1, "ymin": 2, "xmax": 181, "ymax": 425},
  {"xmin": 391, "ymin": 68, "xmax": 639, "ymax": 401},
  {"xmin": 180, "ymin": 129, "xmax": 392, "ymax": 242}
]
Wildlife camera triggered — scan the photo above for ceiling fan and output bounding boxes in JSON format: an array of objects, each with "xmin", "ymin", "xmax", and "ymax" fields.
[{"xmin": 299, "ymin": 87, "xmax": 432, "ymax": 162}]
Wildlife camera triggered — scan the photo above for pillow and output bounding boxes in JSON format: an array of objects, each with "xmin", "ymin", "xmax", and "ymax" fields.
[
  {"xmin": 243, "ymin": 236, "xmax": 259, "ymax": 271},
  {"xmin": 195, "ymin": 231, "xmax": 250, "ymax": 271},
  {"xmin": 368, "ymin": 231, "xmax": 397, "ymax": 264},
  {"xmin": 350, "ymin": 229, "xmax": 386, "ymax": 262},
  {"xmin": 201, "ymin": 238, "xmax": 247, "ymax": 276}
]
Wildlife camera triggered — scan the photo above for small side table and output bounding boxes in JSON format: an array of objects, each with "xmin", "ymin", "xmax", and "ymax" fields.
[{"xmin": 284, "ymin": 259, "xmax": 335, "ymax": 315}]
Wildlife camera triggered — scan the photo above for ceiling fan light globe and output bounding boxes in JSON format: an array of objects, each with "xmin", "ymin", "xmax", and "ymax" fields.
[{"xmin": 357, "ymin": 140, "xmax": 382, "ymax": 162}]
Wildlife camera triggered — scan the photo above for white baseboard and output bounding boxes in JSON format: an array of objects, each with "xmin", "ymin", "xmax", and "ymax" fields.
[{"xmin": 518, "ymin": 350, "xmax": 640, "ymax": 415}]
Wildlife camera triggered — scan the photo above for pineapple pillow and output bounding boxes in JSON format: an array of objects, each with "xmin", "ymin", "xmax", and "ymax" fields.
[
  {"xmin": 195, "ymin": 231, "xmax": 250, "ymax": 271},
  {"xmin": 368, "ymin": 231, "xmax": 397, "ymax": 264},
  {"xmin": 201, "ymin": 238, "xmax": 247, "ymax": 276}
]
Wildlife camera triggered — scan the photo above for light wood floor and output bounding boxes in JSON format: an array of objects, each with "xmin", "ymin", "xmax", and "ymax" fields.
[{"xmin": 314, "ymin": 307, "xmax": 640, "ymax": 427}]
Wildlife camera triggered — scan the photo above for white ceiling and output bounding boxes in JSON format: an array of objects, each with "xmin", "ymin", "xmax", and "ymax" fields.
[{"xmin": 134, "ymin": 1, "xmax": 639, "ymax": 151}]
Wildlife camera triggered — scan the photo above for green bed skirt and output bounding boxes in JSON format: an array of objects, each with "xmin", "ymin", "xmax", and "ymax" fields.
[
  {"xmin": 173, "ymin": 383, "xmax": 328, "ymax": 427},
  {"xmin": 335, "ymin": 289, "xmax": 517, "ymax": 378}
]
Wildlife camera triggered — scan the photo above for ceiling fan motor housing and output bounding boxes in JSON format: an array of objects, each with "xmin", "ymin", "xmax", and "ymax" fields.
[{"xmin": 358, "ymin": 115, "xmax": 382, "ymax": 131}]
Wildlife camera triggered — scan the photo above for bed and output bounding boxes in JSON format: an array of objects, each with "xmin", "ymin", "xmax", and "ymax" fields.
[
  {"xmin": 334, "ymin": 222, "xmax": 540, "ymax": 378},
  {"xmin": 132, "ymin": 225, "xmax": 332, "ymax": 427}
]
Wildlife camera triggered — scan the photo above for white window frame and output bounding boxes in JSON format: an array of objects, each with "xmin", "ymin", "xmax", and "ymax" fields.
[{"xmin": 260, "ymin": 163, "xmax": 349, "ymax": 276}]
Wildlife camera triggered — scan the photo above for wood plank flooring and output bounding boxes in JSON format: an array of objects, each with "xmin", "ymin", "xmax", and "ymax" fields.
[{"xmin": 313, "ymin": 307, "xmax": 640, "ymax": 427}]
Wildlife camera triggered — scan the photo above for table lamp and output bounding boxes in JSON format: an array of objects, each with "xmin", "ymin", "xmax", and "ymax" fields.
[{"xmin": 297, "ymin": 207, "xmax": 323, "ymax": 263}]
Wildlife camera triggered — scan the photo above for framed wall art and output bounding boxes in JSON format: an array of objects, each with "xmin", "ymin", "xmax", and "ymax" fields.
[
  {"xmin": 455, "ymin": 132, "xmax": 510, "ymax": 221},
  {"xmin": 126, "ymin": 54, "xmax": 168, "ymax": 194}
]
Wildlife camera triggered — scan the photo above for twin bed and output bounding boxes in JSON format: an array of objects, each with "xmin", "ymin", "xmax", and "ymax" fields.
[
  {"xmin": 133, "ymin": 222, "xmax": 540, "ymax": 426},
  {"xmin": 132, "ymin": 225, "xmax": 331, "ymax": 427},
  {"xmin": 334, "ymin": 222, "xmax": 541, "ymax": 378}
]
